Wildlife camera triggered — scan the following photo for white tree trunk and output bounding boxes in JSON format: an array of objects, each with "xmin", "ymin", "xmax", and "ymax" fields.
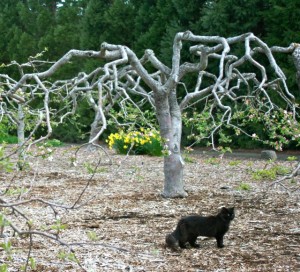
[
  {"xmin": 17, "ymin": 104, "xmax": 26, "ymax": 169},
  {"xmin": 17, "ymin": 104, "xmax": 25, "ymax": 145},
  {"xmin": 154, "ymin": 90, "xmax": 187, "ymax": 198},
  {"xmin": 163, "ymin": 153, "xmax": 186, "ymax": 197},
  {"xmin": 89, "ymin": 112, "xmax": 101, "ymax": 145},
  {"xmin": 292, "ymin": 46, "xmax": 300, "ymax": 91}
]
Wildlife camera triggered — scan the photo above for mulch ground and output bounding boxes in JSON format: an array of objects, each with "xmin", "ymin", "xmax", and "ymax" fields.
[{"xmin": 0, "ymin": 145, "xmax": 299, "ymax": 271}]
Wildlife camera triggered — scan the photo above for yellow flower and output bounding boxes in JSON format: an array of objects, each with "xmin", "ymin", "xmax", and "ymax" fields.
[{"xmin": 107, "ymin": 129, "xmax": 162, "ymax": 154}]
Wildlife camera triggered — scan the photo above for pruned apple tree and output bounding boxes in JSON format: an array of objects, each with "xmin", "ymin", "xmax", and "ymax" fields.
[{"xmin": 1, "ymin": 31, "xmax": 300, "ymax": 198}]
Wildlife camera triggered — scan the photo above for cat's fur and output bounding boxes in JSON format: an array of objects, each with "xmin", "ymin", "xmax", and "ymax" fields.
[{"xmin": 166, "ymin": 207, "xmax": 235, "ymax": 250}]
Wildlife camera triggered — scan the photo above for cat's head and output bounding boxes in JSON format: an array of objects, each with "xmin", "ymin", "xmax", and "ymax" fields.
[{"xmin": 220, "ymin": 207, "xmax": 235, "ymax": 221}]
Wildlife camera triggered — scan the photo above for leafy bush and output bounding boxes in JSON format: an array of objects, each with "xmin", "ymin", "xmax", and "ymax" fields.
[
  {"xmin": 0, "ymin": 123, "xmax": 17, "ymax": 144},
  {"xmin": 106, "ymin": 128, "xmax": 163, "ymax": 156},
  {"xmin": 0, "ymin": 145, "xmax": 14, "ymax": 172},
  {"xmin": 183, "ymin": 105, "xmax": 300, "ymax": 150},
  {"xmin": 232, "ymin": 108, "xmax": 300, "ymax": 150},
  {"xmin": 0, "ymin": 135, "xmax": 18, "ymax": 144}
]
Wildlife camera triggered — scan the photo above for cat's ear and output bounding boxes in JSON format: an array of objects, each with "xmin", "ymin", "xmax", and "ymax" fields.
[{"xmin": 220, "ymin": 207, "xmax": 228, "ymax": 213}]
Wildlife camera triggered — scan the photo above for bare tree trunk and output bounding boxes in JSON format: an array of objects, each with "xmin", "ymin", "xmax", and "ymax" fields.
[
  {"xmin": 17, "ymin": 104, "xmax": 26, "ymax": 169},
  {"xmin": 163, "ymin": 153, "xmax": 186, "ymax": 197},
  {"xmin": 89, "ymin": 111, "xmax": 101, "ymax": 145},
  {"xmin": 17, "ymin": 104, "xmax": 25, "ymax": 145},
  {"xmin": 86, "ymin": 89, "xmax": 102, "ymax": 148},
  {"xmin": 155, "ymin": 90, "xmax": 187, "ymax": 198},
  {"xmin": 292, "ymin": 46, "xmax": 300, "ymax": 91}
]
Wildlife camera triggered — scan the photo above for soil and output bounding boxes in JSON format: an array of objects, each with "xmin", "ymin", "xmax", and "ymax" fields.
[{"xmin": 1, "ymin": 145, "xmax": 300, "ymax": 271}]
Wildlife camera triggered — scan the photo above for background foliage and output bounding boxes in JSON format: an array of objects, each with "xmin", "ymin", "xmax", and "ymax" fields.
[{"xmin": 0, "ymin": 0, "xmax": 299, "ymax": 149}]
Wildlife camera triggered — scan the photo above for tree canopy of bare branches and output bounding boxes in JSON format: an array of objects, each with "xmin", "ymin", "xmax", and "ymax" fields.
[{"xmin": 1, "ymin": 31, "xmax": 300, "ymax": 197}]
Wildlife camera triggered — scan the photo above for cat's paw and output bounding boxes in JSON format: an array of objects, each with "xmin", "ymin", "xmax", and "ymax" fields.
[{"xmin": 191, "ymin": 243, "xmax": 200, "ymax": 248}]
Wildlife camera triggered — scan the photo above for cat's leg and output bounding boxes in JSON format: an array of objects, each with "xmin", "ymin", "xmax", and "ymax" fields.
[
  {"xmin": 188, "ymin": 236, "xmax": 200, "ymax": 248},
  {"xmin": 178, "ymin": 223, "xmax": 188, "ymax": 248},
  {"xmin": 216, "ymin": 235, "xmax": 224, "ymax": 248},
  {"xmin": 178, "ymin": 240, "xmax": 187, "ymax": 248}
]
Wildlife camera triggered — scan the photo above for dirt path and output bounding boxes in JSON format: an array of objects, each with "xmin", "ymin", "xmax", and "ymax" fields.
[{"xmin": 1, "ymin": 146, "xmax": 300, "ymax": 271}]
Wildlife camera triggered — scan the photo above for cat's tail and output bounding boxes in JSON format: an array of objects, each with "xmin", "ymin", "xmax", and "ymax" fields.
[{"xmin": 165, "ymin": 233, "xmax": 179, "ymax": 250}]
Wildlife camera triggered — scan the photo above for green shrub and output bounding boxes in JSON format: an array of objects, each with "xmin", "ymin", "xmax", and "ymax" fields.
[
  {"xmin": 182, "ymin": 104, "xmax": 300, "ymax": 150},
  {"xmin": 0, "ymin": 135, "xmax": 18, "ymax": 144},
  {"xmin": 0, "ymin": 145, "xmax": 14, "ymax": 172},
  {"xmin": 0, "ymin": 123, "xmax": 18, "ymax": 144},
  {"xmin": 106, "ymin": 128, "xmax": 163, "ymax": 156}
]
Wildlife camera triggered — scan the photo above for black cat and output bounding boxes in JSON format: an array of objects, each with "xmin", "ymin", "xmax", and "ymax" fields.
[{"xmin": 166, "ymin": 207, "xmax": 235, "ymax": 250}]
